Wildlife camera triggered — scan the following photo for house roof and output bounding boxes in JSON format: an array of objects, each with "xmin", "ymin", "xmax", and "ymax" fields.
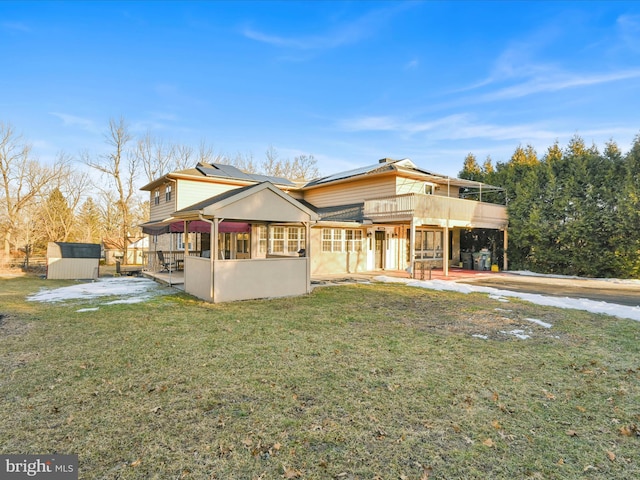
[
  {"xmin": 297, "ymin": 200, "xmax": 369, "ymax": 223},
  {"xmin": 302, "ymin": 157, "xmax": 503, "ymax": 192},
  {"xmin": 173, "ymin": 182, "xmax": 320, "ymax": 223},
  {"xmin": 140, "ymin": 162, "xmax": 295, "ymax": 191}
]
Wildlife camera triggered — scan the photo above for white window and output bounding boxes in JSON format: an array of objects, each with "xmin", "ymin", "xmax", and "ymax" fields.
[
  {"xmin": 413, "ymin": 229, "xmax": 443, "ymax": 259},
  {"xmin": 322, "ymin": 228, "xmax": 345, "ymax": 252},
  {"xmin": 257, "ymin": 225, "xmax": 268, "ymax": 254},
  {"xmin": 154, "ymin": 190, "xmax": 160, "ymax": 205},
  {"xmin": 287, "ymin": 227, "xmax": 305, "ymax": 254},
  {"xmin": 165, "ymin": 184, "xmax": 172, "ymax": 202},
  {"xmin": 271, "ymin": 226, "xmax": 285, "ymax": 253},
  {"xmin": 177, "ymin": 233, "xmax": 192, "ymax": 251},
  {"xmin": 269, "ymin": 226, "xmax": 305, "ymax": 255},
  {"xmin": 346, "ymin": 229, "xmax": 363, "ymax": 252}
]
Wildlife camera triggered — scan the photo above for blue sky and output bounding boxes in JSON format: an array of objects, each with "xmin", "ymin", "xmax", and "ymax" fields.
[{"xmin": 1, "ymin": 1, "xmax": 639, "ymax": 179}]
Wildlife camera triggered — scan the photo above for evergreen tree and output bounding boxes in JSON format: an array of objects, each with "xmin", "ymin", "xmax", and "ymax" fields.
[{"xmin": 76, "ymin": 197, "xmax": 102, "ymax": 244}]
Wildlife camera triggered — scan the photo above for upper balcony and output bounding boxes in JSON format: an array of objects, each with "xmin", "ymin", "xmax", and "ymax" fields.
[{"xmin": 363, "ymin": 193, "xmax": 508, "ymax": 229}]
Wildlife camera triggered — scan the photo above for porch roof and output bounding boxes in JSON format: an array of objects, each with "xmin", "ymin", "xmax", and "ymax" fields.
[{"xmin": 173, "ymin": 181, "xmax": 320, "ymax": 223}]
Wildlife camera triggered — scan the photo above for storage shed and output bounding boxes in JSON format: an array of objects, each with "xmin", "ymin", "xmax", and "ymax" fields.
[{"xmin": 47, "ymin": 242, "xmax": 101, "ymax": 280}]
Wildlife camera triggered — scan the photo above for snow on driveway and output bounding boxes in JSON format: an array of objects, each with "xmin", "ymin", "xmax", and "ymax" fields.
[{"xmin": 374, "ymin": 276, "xmax": 640, "ymax": 322}]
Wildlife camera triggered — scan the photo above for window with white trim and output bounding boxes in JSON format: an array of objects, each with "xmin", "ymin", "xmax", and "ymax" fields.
[
  {"xmin": 165, "ymin": 184, "xmax": 172, "ymax": 202},
  {"xmin": 271, "ymin": 226, "xmax": 285, "ymax": 253},
  {"xmin": 287, "ymin": 227, "xmax": 305, "ymax": 254},
  {"xmin": 322, "ymin": 228, "xmax": 343, "ymax": 252},
  {"xmin": 154, "ymin": 189, "xmax": 160, "ymax": 205},
  {"xmin": 412, "ymin": 229, "xmax": 443, "ymax": 260},
  {"xmin": 346, "ymin": 229, "xmax": 363, "ymax": 252},
  {"xmin": 268, "ymin": 226, "xmax": 305, "ymax": 255},
  {"xmin": 257, "ymin": 225, "xmax": 267, "ymax": 254}
]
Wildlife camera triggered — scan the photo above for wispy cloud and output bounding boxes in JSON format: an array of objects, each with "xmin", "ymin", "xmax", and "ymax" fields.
[
  {"xmin": 617, "ymin": 14, "xmax": 640, "ymax": 52},
  {"xmin": 1, "ymin": 21, "xmax": 31, "ymax": 33},
  {"xmin": 404, "ymin": 59, "xmax": 419, "ymax": 70},
  {"xmin": 50, "ymin": 112, "xmax": 100, "ymax": 133},
  {"xmin": 481, "ymin": 68, "xmax": 640, "ymax": 101},
  {"xmin": 339, "ymin": 111, "xmax": 639, "ymax": 156},
  {"xmin": 241, "ymin": 3, "xmax": 412, "ymax": 51}
]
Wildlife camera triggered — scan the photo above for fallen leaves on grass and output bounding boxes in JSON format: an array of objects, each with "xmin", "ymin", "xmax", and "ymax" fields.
[
  {"xmin": 282, "ymin": 465, "xmax": 302, "ymax": 478},
  {"xmin": 482, "ymin": 438, "xmax": 494, "ymax": 447}
]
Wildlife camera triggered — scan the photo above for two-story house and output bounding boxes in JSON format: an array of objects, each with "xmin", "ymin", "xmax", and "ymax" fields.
[{"xmin": 140, "ymin": 158, "xmax": 508, "ymax": 302}]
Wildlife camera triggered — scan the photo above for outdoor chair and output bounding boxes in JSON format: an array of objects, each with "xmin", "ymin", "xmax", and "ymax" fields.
[{"xmin": 156, "ymin": 251, "xmax": 176, "ymax": 272}]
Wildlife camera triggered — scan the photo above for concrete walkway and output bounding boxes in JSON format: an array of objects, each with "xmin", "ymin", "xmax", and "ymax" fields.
[{"xmin": 459, "ymin": 272, "xmax": 640, "ymax": 307}]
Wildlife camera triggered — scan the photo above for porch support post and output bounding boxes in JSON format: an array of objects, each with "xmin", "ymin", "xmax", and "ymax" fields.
[
  {"xmin": 443, "ymin": 224, "xmax": 450, "ymax": 277},
  {"xmin": 503, "ymin": 228, "xmax": 508, "ymax": 271},
  {"xmin": 304, "ymin": 221, "xmax": 311, "ymax": 293},
  {"xmin": 183, "ymin": 220, "xmax": 189, "ymax": 256},
  {"xmin": 409, "ymin": 218, "xmax": 416, "ymax": 278},
  {"xmin": 210, "ymin": 218, "xmax": 219, "ymax": 301}
]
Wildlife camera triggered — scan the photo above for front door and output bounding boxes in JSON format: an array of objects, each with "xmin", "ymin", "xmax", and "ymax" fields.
[{"xmin": 375, "ymin": 231, "xmax": 385, "ymax": 269}]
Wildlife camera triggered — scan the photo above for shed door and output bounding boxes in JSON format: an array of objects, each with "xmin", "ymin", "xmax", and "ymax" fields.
[{"xmin": 375, "ymin": 231, "xmax": 385, "ymax": 269}]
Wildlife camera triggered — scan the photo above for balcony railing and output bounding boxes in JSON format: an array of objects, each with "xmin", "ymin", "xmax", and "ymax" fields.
[{"xmin": 363, "ymin": 193, "xmax": 508, "ymax": 229}]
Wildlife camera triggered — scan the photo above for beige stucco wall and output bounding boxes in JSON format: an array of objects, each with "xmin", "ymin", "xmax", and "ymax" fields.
[
  {"xmin": 184, "ymin": 256, "xmax": 310, "ymax": 303},
  {"xmin": 309, "ymin": 227, "xmax": 368, "ymax": 275}
]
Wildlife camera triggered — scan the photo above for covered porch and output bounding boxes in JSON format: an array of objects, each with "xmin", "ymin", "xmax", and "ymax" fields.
[{"xmin": 168, "ymin": 182, "xmax": 319, "ymax": 303}]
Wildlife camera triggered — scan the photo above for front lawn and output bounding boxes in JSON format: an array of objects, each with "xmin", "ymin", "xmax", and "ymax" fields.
[{"xmin": 1, "ymin": 276, "xmax": 639, "ymax": 479}]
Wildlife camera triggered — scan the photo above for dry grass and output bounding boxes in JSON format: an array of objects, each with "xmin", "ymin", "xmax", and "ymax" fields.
[{"xmin": 1, "ymin": 276, "xmax": 639, "ymax": 479}]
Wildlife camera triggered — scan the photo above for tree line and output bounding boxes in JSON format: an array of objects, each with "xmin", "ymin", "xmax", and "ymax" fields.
[
  {"xmin": 0, "ymin": 118, "xmax": 319, "ymax": 266},
  {"xmin": 459, "ymin": 135, "xmax": 640, "ymax": 278}
]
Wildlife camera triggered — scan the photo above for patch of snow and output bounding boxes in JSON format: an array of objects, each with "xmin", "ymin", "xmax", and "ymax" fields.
[
  {"xmin": 489, "ymin": 294, "xmax": 510, "ymax": 302},
  {"xmin": 501, "ymin": 329, "xmax": 531, "ymax": 340},
  {"xmin": 103, "ymin": 296, "xmax": 154, "ymax": 305},
  {"xmin": 76, "ymin": 307, "xmax": 100, "ymax": 313},
  {"xmin": 524, "ymin": 317, "xmax": 553, "ymax": 329},
  {"xmin": 494, "ymin": 308, "xmax": 512, "ymax": 312},
  {"xmin": 472, "ymin": 334, "xmax": 488, "ymax": 340},
  {"xmin": 373, "ymin": 276, "xmax": 640, "ymax": 322},
  {"xmin": 27, "ymin": 277, "xmax": 166, "ymax": 304}
]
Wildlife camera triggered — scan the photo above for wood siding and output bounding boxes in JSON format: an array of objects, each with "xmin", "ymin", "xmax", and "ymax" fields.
[
  {"xmin": 176, "ymin": 179, "xmax": 240, "ymax": 211},
  {"xmin": 148, "ymin": 183, "xmax": 176, "ymax": 221},
  {"xmin": 302, "ymin": 176, "xmax": 396, "ymax": 208}
]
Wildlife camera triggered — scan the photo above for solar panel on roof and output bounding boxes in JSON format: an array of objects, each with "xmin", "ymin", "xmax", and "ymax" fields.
[
  {"xmin": 195, "ymin": 163, "xmax": 295, "ymax": 186},
  {"xmin": 305, "ymin": 163, "xmax": 387, "ymax": 186}
]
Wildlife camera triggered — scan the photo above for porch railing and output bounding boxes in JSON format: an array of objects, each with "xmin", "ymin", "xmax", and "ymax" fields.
[{"xmin": 363, "ymin": 193, "xmax": 508, "ymax": 229}]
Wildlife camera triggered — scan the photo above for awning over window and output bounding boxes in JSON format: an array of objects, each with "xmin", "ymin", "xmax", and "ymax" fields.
[{"xmin": 141, "ymin": 220, "xmax": 250, "ymax": 235}]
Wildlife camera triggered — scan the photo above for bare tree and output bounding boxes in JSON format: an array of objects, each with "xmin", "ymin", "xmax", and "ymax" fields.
[
  {"xmin": 258, "ymin": 146, "xmax": 320, "ymax": 181},
  {"xmin": 289, "ymin": 154, "xmax": 320, "ymax": 181},
  {"xmin": 230, "ymin": 151, "xmax": 259, "ymax": 173},
  {"xmin": 261, "ymin": 144, "xmax": 284, "ymax": 177},
  {"xmin": 84, "ymin": 117, "xmax": 138, "ymax": 264},
  {"xmin": 0, "ymin": 122, "xmax": 69, "ymax": 258}
]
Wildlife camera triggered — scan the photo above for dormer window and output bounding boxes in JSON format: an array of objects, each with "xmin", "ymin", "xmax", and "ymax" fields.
[{"xmin": 165, "ymin": 184, "xmax": 172, "ymax": 202}]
